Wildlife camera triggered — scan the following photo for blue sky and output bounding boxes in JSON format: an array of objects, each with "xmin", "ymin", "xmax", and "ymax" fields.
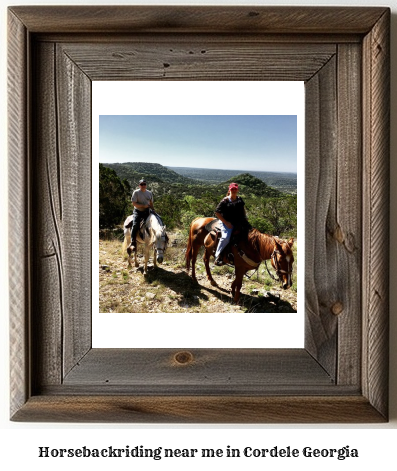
[{"xmin": 99, "ymin": 115, "xmax": 297, "ymax": 173}]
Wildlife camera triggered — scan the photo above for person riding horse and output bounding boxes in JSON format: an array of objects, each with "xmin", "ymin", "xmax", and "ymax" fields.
[
  {"xmin": 214, "ymin": 182, "xmax": 251, "ymax": 266},
  {"xmin": 129, "ymin": 179, "xmax": 154, "ymax": 252}
]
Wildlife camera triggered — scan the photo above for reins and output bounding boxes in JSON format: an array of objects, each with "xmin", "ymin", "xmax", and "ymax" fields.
[
  {"xmin": 265, "ymin": 249, "xmax": 293, "ymax": 283},
  {"xmin": 217, "ymin": 229, "xmax": 293, "ymax": 282},
  {"xmin": 234, "ymin": 232, "xmax": 293, "ymax": 283},
  {"xmin": 265, "ymin": 258, "xmax": 278, "ymax": 281}
]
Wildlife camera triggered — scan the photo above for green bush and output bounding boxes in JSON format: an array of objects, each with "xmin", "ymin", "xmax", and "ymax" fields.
[
  {"xmin": 181, "ymin": 211, "xmax": 202, "ymax": 236},
  {"xmin": 248, "ymin": 216, "xmax": 273, "ymax": 234},
  {"xmin": 155, "ymin": 194, "xmax": 181, "ymax": 229},
  {"xmin": 99, "ymin": 164, "xmax": 131, "ymax": 229}
]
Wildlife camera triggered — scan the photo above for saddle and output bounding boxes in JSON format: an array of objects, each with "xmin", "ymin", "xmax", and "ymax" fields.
[
  {"xmin": 206, "ymin": 219, "xmax": 246, "ymax": 242},
  {"xmin": 206, "ymin": 219, "xmax": 253, "ymax": 266},
  {"xmin": 205, "ymin": 219, "xmax": 236, "ymax": 265},
  {"xmin": 205, "ymin": 218, "xmax": 221, "ymax": 233},
  {"xmin": 124, "ymin": 212, "xmax": 151, "ymax": 241}
]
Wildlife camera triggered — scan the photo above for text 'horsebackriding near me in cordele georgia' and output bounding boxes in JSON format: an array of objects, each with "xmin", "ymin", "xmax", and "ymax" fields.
[{"xmin": 185, "ymin": 182, "xmax": 294, "ymax": 304}]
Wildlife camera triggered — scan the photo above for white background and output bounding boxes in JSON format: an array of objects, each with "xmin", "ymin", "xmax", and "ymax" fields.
[
  {"xmin": 93, "ymin": 81, "xmax": 305, "ymax": 348},
  {"xmin": 1, "ymin": 0, "xmax": 396, "ymax": 469}
]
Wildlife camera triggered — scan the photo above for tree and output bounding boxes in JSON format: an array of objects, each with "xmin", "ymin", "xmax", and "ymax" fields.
[
  {"xmin": 155, "ymin": 194, "xmax": 181, "ymax": 229},
  {"xmin": 183, "ymin": 192, "xmax": 219, "ymax": 218},
  {"xmin": 244, "ymin": 195, "xmax": 297, "ymax": 237},
  {"xmin": 99, "ymin": 164, "xmax": 131, "ymax": 229},
  {"xmin": 260, "ymin": 196, "xmax": 297, "ymax": 237}
]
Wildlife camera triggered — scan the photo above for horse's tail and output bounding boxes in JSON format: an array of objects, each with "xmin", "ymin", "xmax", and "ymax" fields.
[
  {"xmin": 122, "ymin": 215, "xmax": 133, "ymax": 254},
  {"xmin": 122, "ymin": 227, "xmax": 131, "ymax": 254}
]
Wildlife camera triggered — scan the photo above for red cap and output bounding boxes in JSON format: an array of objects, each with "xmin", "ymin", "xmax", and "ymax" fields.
[{"xmin": 229, "ymin": 183, "xmax": 239, "ymax": 190}]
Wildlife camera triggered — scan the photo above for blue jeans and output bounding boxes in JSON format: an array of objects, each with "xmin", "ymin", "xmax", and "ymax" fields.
[
  {"xmin": 131, "ymin": 208, "xmax": 149, "ymax": 241},
  {"xmin": 215, "ymin": 222, "xmax": 233, "ymax": 258}
]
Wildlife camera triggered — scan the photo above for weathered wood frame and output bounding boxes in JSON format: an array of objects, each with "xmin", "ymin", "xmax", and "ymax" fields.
[{"xmin": 8, "ymin": 6, "xmax": 390, "ymax": 423}]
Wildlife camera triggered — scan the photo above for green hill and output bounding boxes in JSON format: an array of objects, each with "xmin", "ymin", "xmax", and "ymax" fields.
[
  {"xmin": 168, "ymin": 166, "xmax": 297, "ymax": 193},
  {"xmin": 100, "ymin": 163, "xmax": 283, "ymax": 200},
  {"xmin": 222, "ymin": 173, "xmax": 282, "ymax": 198},
  {"xmin": 103, "ymin": 162, "xmax": 200, "ymax": 187},
  {"xmin": 99, "ymin": 162, "xmax": 295, "ymax": 236}
]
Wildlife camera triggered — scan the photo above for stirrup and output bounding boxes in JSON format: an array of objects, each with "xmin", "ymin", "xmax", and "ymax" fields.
[{"xmin": 214, "ymin": 257, "xmax": 224, "ymax": 266}]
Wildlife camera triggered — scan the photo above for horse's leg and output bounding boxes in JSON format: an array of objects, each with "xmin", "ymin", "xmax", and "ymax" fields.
[
  {"xmin": 190, "ymin": 242, "xmax": 201, "ymax": 283},
  {"xmin": 202, "ymin": 232, "xmax": 218, "ymax": 286},
  {"xmin": 124, "ymin": 228, "xmax": 133, "ymax": 268},
  {"xmin": 203, "ymin": 248, "xmax": 217, "ymax": 286},
  {"xmin": 134, "ymin": 240, "xmax": 139, "ymax": 268},
  {"xmin": 186, "ymin": 220, "xmax": 212, "ymax": 283},
  {"xmin": 233, "ymin": 271, "xmax": 244, "ymax": 304},
  {"xmin": 153, "ymin": 247, "xmax": 157, "ymax": 269},
  {"xmin": 143, "ymin": 243, "xmax": 150, "ymax": 275},
  {"xmin": 231, "ymin": 278, "xmax": 236, "ymax": 297},
  {"xmin": 126, "ymin": 246, "xmax": 133, "ymax": 267}
]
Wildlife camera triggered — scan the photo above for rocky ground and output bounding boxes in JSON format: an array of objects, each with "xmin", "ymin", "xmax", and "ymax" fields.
[{"xmin": 99, "ymin": 231, "xmax": 297, "ymax": 314}]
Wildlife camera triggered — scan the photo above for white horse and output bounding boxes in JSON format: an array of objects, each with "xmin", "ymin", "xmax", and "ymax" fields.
[{"xmin": 122, "ymin": 212, "xmax": 168, "ymax": 274}]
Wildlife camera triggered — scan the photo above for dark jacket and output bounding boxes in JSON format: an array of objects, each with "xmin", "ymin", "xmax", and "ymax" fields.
[{"xmin": 215, "ymin": 196, "xmax": 246, "ymax": 227}]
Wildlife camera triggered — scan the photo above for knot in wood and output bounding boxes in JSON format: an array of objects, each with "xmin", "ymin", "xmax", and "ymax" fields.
[
  {"xmin": 331, "ymin": 302, "xmax": 344, "ymax": 316},
  {"xmin": 333, "ymin": 225, "xmax": 344, "ymax": 244},
  {"xmin": 174, "ymin": 351, "xmax": 194, "ymax": 365}
]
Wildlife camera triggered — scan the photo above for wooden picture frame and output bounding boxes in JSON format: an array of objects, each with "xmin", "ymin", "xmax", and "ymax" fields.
[{"xmin": 8, "ymin": 6, "xmax": 390, "ymax": 423}]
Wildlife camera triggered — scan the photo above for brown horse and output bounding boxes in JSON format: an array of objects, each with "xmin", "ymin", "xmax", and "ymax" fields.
[{"xmin": 185, "ymin": 217, "xmax": 294, "ymax": 304}]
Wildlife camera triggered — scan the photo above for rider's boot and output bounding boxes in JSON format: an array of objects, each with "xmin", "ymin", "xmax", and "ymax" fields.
[
  {"xmin": 214, "ymin": 251, "xmax": 225, "ymax": 266},
  {"xmin": 129, "ymin": 238, "xmax": 137, "ymax": 252}
]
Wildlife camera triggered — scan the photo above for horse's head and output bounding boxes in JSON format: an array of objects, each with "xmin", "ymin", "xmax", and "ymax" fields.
[
  {"xmin": 154, "ymin": 226, "xmax": 168, "ymax": 264},
  {"xmin": 272, "ymin": 238, "xmax": 294, "ymax": 289}
]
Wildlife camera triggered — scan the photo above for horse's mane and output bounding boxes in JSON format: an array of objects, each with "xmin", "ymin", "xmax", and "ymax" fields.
[
  {"xmin": 247, "ymin": 228, "xmax": 274, "ymax": 259},
  {"xmin": 149, "ymin": 211, "xmax": 169, "ymax": 247},
  {"xmin": 150, "ymin": 211, "xmax": 165, "ymax": 227}
]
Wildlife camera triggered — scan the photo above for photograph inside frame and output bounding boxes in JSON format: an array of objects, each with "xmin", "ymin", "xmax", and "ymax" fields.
[{"xmin": 92, "ymin": 81, "xmax": 304, "ymax": 348}]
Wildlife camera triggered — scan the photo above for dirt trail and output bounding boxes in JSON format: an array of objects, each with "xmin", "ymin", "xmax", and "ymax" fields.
[{"xmin": 99, "ymin": 233, "xmax": 297, "ymax": 314}]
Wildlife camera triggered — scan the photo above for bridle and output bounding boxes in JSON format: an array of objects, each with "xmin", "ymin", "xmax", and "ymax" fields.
[
  {"xmin": 265, "ymin": 249, "xmax": 293, "ymax": 284},
  {"xmin": 154, "ymin": 228, "xmax": 168, "ymax": 255}
]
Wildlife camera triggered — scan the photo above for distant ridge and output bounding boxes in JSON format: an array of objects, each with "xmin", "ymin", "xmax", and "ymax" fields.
[
  {"xmin": 101, "ymin": 162, "xmax": 287, "ymax": 198},
  {"xmin": 102, "ymin": 162, "xmax": 201, "ymax": 186},
  {"xmin": 168, "ymin": 166, "xmax": 297, "ymax": 194}
]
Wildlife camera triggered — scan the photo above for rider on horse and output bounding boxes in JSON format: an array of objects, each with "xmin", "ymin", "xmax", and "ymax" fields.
[
  {"xmin": 214, "ymin": 182, "xmax": 251, "ymax": 266},
  {"xmin": 128, "ymin": 178, "xmax": 154, "ymax": 252}
]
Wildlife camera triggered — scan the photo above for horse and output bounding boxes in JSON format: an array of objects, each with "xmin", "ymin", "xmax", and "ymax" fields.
[
  {"xmin": 185, "ymin": 217, "xmax": 294, "ymax": 304},
  {"xmin": 122, "ymin": 211, "xmax": 169, "ymax": 275}
]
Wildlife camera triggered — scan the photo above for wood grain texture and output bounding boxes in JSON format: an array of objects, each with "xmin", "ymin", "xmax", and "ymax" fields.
[
  {"xmin": 11, "ymin": 396, "xmax": 385, "ymax": 424},
  {"xmin": 32, "ymin": 42, "xmax": 63, "ymax": 388},
  {"xmin": 304, "ymin": 56, "xmax": 338, "ymax": 377},
  {"xmin": 9, "ymin": 6, "xmax": 387, "ymax": 34},
  {"xmin": 55, "ymin": 45, "xmax": 92, "ymax": 377},
  {"xmin": 62, "ymin": 349, "xmax": 333, "ymax": 392},
  {"xmin": 8, "ymin": 10, "xmax": 30, "ymax": 419},
  {"xmin": 59, "ymin": 42, "xmax": 335, "ymax": 81},
  {"xmin": 31, "ymin": 42, "xmax": 92, "ymax": 387},
  {"xmin": 362, "ymin": 9, "xmax": 390, "ymax": 419},
  {"xmin": 304, "ymin": 43, "xmax": 363, "ymax": 386},
  {"xmin": 8, "ymin": 6, "xmax": 390, "ymax": 423},
  {"xmin": 335, "ymin": 44, "xmax": 362, "ymax": 386}
]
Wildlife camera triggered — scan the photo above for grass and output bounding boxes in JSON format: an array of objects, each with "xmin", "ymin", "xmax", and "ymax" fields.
[{"xmin": 99, "ymin": 230, "xmax": 298, "ymax": 313}]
